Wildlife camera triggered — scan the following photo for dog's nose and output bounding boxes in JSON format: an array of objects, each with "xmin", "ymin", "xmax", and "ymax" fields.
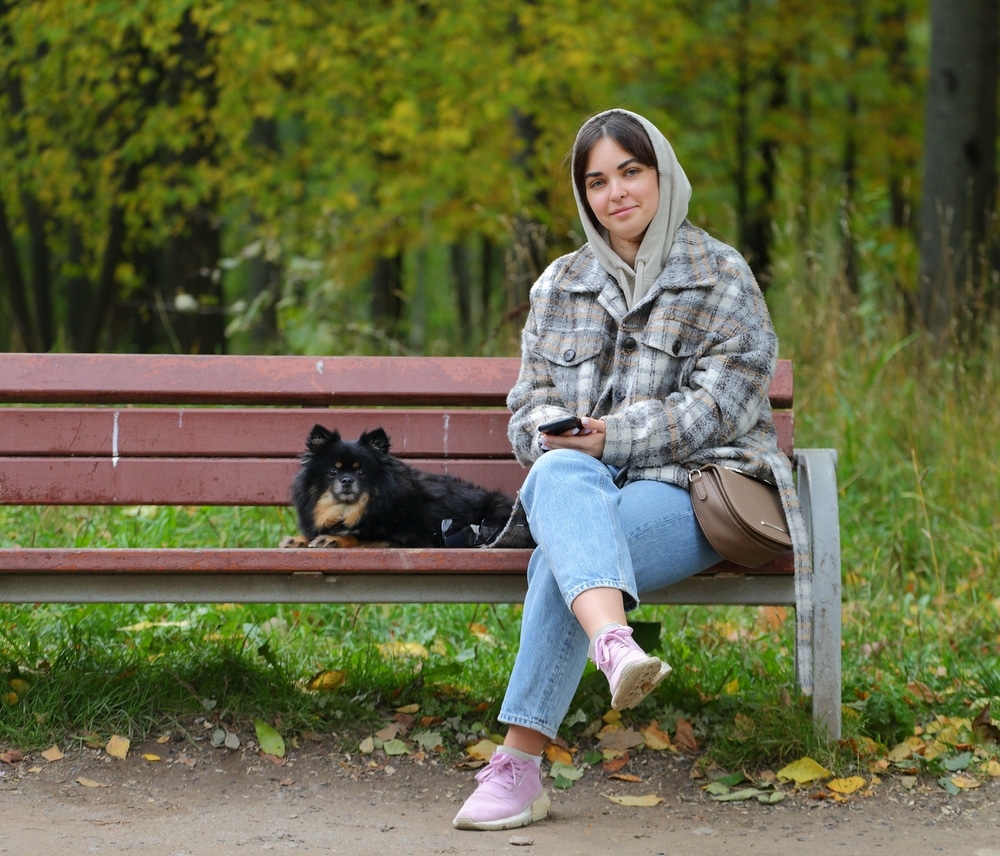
[{"xmin": 339, "ymin": 474, "xmax": 354, "ymax": 487}]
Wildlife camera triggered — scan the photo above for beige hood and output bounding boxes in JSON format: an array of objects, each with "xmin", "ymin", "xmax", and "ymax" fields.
[{"xmin": 571, "ymin": 109, "xmax": 693, "ymax": 309}]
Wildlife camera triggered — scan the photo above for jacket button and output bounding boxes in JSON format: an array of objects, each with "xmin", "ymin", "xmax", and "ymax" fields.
[
  {"xmin": 672, "ymin": 340, "xmax": 682, "ymax": 355},
  {"xmin": 563, "ymin": 348, "xmax": 576, "ymax": 361},
  {"xmin": 623, "ymin": 336, "xmax": 637, "ymax": 352},
  {"xmin": 615, "ymin": 387, "xmax": 627, "ymax": 401}
]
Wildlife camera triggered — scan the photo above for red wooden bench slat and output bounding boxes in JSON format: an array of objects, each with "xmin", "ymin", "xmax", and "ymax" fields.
[
  {"xmin": 0, "ymin": 354, "xmax": 793, "ymax": 409},
  {"xmin": 0, "ymin": 458, "xmax": 528, "ymax": 505},
  {"xmin": 0, "ymin": 408, "xmax": 517, "ymax": 458},
  {"xmin": 0, "ymin": 548, "xmax": 793, "ymax": 575},
  {"xmin": 0, "ymin": 355, "xmax": 521, "ymax": 406},
  {"xmin": 0, "ymin": 407, "xmax": 793, "ymax": 459}
]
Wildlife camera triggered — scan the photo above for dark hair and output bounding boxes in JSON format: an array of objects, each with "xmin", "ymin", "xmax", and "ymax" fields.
[{"xmin": 572, "ymin": 111, "xmax": 658, "ymax": 229}]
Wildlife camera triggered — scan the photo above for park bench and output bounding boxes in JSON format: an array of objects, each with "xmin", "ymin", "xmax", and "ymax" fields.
[{"xmin": 0, "ymin": 353, "xmax": 841, "ymax": 738}]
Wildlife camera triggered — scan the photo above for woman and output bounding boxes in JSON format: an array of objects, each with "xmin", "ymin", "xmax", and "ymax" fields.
[{"xmin": 453, "ymin": 108, "xmax": 808, "ymax": 831}]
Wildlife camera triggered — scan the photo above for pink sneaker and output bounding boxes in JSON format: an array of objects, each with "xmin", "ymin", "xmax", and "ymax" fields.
[
  {"xmin": 452, "ymin": 750, "xmax": 551, "ymax": 831},
  {"xmin": 592, "ymin": 625, "xmax": 671, "ymax": 710}
]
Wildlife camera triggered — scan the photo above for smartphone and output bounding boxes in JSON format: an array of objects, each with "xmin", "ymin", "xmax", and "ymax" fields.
[{"xmin": 537, "ymin": 415, "xmax": 583, "ymax": 435}]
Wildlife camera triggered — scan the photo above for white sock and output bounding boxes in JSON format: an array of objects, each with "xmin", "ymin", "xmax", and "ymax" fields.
[
  {"xmin": 497, "ymin": 745, "xmax": 542, "ymax": 766},
  {"xmin": 587, "ymin": 622, "xmax": 627, "ymax": 661}
]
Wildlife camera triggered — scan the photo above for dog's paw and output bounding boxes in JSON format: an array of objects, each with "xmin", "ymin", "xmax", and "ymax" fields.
[
  {"xmin": 308, "ymin": 534, "xmax": 358, "ymax": 548},
  {"xmin": 280, "ymin": 535, "xmax": 309, "ymax": 549}
]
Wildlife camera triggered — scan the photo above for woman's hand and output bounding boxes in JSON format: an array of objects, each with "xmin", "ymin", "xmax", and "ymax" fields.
[{"xmin": 538, "ymin": 416, "xmax": 607, "ymax": 458}]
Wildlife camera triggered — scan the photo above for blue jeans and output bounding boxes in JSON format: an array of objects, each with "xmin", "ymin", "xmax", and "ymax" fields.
[{"xmin": 498, "ymin": 449, "xmax": 721, "ymax": 739}]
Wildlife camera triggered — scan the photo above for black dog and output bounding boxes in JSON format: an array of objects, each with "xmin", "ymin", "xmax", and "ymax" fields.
[{"xmin": 281, "ymin": 425, "xmax": 514, "ymax": 548}]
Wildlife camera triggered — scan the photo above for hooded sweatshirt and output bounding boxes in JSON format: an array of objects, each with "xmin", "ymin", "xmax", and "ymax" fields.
[{"xmin": 571, "ymin": 109, "xmax": 693, "ymax": 310}]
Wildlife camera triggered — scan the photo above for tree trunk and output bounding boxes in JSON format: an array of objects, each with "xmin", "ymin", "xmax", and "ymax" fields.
[{"xmin": 917, "ymin": 0, "xmax": 999, "ymax": 336}]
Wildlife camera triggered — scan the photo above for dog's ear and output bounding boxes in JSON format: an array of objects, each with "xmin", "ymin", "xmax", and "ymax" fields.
[
  {"xmin": 358, "ymin": 427, "xmax": 390, "ymax": 454},
  {"xmin": 306, "ymin": 424, "xmax": 338, "ymax": 453}
]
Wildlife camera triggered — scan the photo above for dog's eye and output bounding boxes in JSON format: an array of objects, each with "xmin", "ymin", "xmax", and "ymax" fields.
[
  {"xmin": 355, "ymin": 468, "xmax": 365, "ymax": 478},
  {"xmin": 328, "ymin": 467, "xmax": 339, "ymax": 477}
]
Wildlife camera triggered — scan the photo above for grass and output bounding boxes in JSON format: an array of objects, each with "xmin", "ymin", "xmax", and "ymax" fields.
[{"xmin": 2, "ymin": 246, "xmax": 999, "ymax": 780}]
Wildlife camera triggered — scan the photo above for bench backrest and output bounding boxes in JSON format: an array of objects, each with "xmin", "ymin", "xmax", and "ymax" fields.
[{"xmin": 0, "ymin": 354, "xmax": 793, "ymax": 506}]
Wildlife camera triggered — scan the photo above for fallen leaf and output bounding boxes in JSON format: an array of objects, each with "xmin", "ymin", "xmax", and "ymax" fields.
[
  {"xmin": 597, "ymin": 728, "xmax": 644, "ymax": 752},
  {"xmin": 396, "ymin": 703, "xmax": 420, "ymax": 714},
  {"xmin": 359, "ymin": 736, "xmax": 376, "ymax": 754},
  {"xmin": 41, "ymin": 746, "xmax": 64, "ymax": 763},
  {"xmin": 0, "ymin": 750, "xmax": 25, "ymax": 764},
  {"xmin": 550, "ymin": 761, "xmax": 583, "ymax": 782},
  {"xmin": 106, "ymin": 735, "xmax": 130, "ymax": 760},
  {"xmin": 827, "ymin": 776, "xmax": 866, "ymax": 795},
  {"xmin": 641, "ymin": 722, "xmax": 672, "ymax": 751},
  {"xmin": 142, "ymin": 754, "xmax": 161, "ymax": 762},
  {"xmin": 602, "ymin": 754, "xmax": 630, "ymax": 773},
  {"xmin": 948, "ymin": 774, "xmax": 981, "ymax": 790},
  {"xmin": 711, "ymin": 787, "xmax": 766, "ymax": 802},
  {"xmin": 607, "ymin": 793, "xmax": 662, "ymax": 807},
  {"xmin": 156, "ymin": 734, "xmax": 171, "ymax": 745},
  {"xmin": 757, "ymin": 605, "xmax": 787, "ymax": 630},
  {"xmin": 545, "ymin": 744, "xmax": 573, "ymax": 765},
  {"xmin": 307, "ymin": 669, "xmax": 347, "ymax": 692},
  {"xmin": 466, "ymin": 739, "xmax": 498, "ymax": 762},
  {"xmin": 77, "ymin": 777, "xmax": 108, "ymax": 788},
  {"xmin": 254, "ymin": 720, "xmax": 285, "ymax": 758},
  {"xmin": 381, "ymin": 739, "xmax": 409, "ymax": 756},
  {"xmin": 610, "ymin": 773, "xmax": 643, "ymax": 782},
  {"xmin": 377, "ymin": 641, "xmax": 429, "ymax": 659},
  {"xmin": 673, "ymin": 717, "xmax": 699, "ymax": 753},
  {"xmin": 776, "ymin": 757, "xmax": 832, "ymax": 785},
  {"xmin": 412, "ymin": 730, "xmax": 444, "ymax": 752},
  {"xmin": 376, "ymin": 723, "xmax": 404, "ymax": 741}
]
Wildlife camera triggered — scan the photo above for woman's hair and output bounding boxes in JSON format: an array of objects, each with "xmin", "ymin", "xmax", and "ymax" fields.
[{"xmin": 572, "ymin": 111, "xmax": 658, "ymax": 229}]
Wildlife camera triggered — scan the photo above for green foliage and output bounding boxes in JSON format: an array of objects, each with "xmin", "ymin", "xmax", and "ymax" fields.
[{"xmin": 1, "ymin": 0, "xmax": 939, "ymax": 354}]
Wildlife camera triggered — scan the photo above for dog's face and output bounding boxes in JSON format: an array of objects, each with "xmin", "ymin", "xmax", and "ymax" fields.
[{"xmin": 299, "ymin": 426, "xmax": 391, "ymax": 531}]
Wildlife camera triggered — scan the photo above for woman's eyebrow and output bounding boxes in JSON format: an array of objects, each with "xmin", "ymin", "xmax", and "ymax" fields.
[{"xmin": 585, "ymin": 158, "xmax": 640, "ymax": 179}]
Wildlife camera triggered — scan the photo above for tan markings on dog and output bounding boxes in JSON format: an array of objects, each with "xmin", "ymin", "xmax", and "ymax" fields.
[{"xmin": 311, "ymin": 490, "xmax": 370, "ymax": 531}]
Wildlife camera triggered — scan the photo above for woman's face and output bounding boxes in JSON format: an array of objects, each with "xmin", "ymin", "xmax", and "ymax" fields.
[{"xmin": 583, "ymin": 136, "xmax": 659, "ymax": 258}]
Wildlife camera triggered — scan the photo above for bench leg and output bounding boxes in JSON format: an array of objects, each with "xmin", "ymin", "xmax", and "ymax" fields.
[{"xmin": 796, "ymin": 448, "xmax": 842, "ymax": 740}]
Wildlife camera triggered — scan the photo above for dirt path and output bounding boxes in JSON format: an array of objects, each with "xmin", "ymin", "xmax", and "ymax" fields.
[{"xmin": 2, "ymin": 737, "xmax": 999, "ymax": 856}]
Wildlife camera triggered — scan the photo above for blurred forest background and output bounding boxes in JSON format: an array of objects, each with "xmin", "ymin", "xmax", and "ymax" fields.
[{"xmin": 0, "ymin": 0, "xmax": 997, "ymax": 357}]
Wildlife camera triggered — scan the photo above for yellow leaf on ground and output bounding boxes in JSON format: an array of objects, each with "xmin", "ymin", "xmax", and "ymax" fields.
[
  {"xmin": 308, "ymin": 669, "xmax": 347, "ymax": 691},
  {"xmin": 466, "ymin": 738, "xmax": 498, "ymax": 762},
  {"xmin": 776, "ymin": 757, "xmax": 832, "ymax": 784},
  {"xmin": 828, "ymin": 776, "xmax": 866, "ymax": 794},
  {"xmin": 77, "ymin": 777, "xmax": 108, "ymax": 788},
  {"xmin": 377, "ymin": 641, "xmax": 429, "ymax": 659},
  {"xmin": 545, "ymin": 744, "xmax": 573, "ymax": 765},
  {"xmin": 396, "ymin": 703, "xmax": 420, "ymax": 714},
  {"xmin": 986, "ymin": 760, "xmax": 1000, "ymax": 778},
  {"xmin": 142, "ymin": 754, "xmax": 161, "ymax": 762},
  {"xmin": 608, "ymin": 793, "xmax": 662, "ymax": 807},
  {"xmin": 949, "ymin": 774, "xmax": 981, "ymax": 790},
  {"xmin": 106, "ymin": 735, "xmax": 130, "ymax": 760},
  {"xmin": 41, "ymin": 746, "xmax": 63, "ymax": 763},
  {"xmin": 641, "ymin": 722, "xmax": 672, "ymax": 751}
]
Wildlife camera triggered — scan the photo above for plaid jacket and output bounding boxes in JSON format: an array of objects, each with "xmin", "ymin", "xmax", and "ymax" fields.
[{"xmin": 506, "ymin": 220, "xmax": 815, "ymax": 692}]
